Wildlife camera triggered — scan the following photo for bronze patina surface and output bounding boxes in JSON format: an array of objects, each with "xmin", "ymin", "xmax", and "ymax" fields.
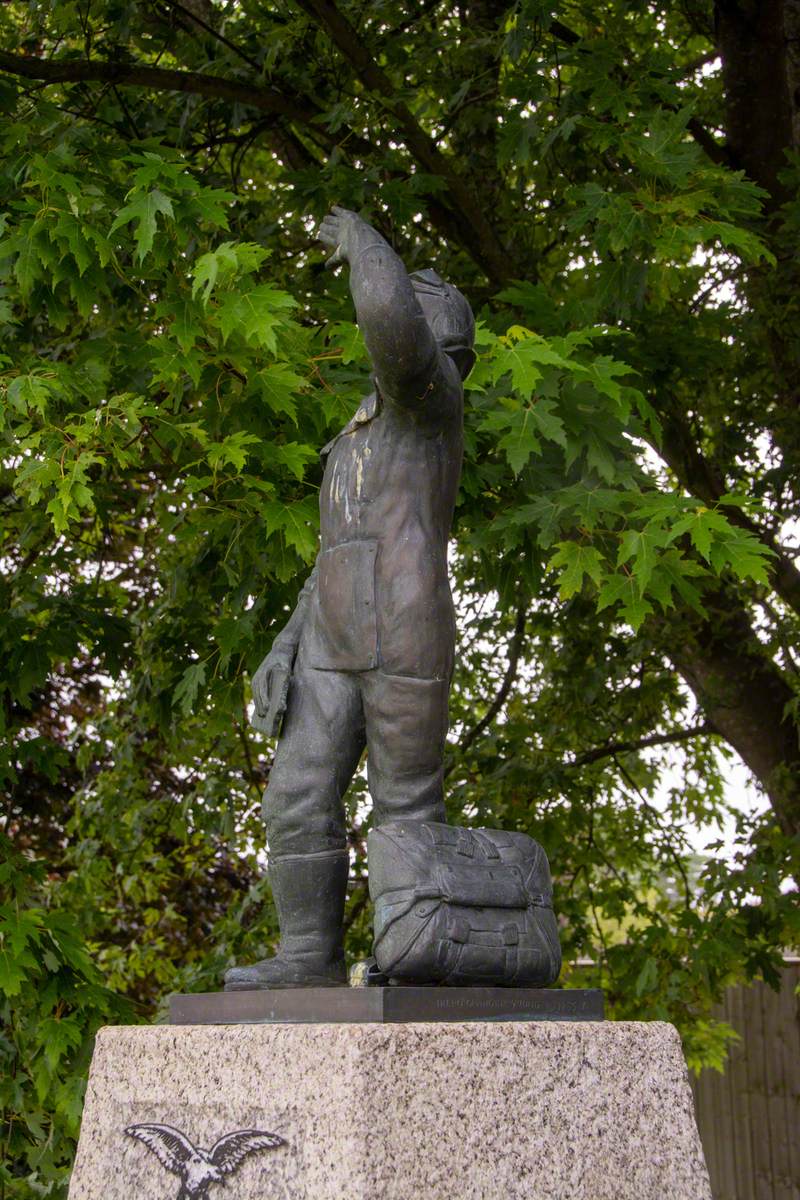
[{"xmin": 174, "ymin": 987, "xmax": 603, "ymax": 1024}]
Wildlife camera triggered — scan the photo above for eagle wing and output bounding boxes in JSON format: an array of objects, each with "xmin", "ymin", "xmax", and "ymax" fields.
[
  {"xmin": 208, "ymin": 1129, "xmax": 285, "ymax": 1174},
  {"xmin": 125, "ymin": 1123, "xmax": 197, "ymax": 1176}
]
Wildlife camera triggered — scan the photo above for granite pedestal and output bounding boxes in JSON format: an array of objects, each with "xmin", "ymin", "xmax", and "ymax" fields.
[{"xmin": 69, "ymin": 1015, "xmax": 710, "ymax": 1199}]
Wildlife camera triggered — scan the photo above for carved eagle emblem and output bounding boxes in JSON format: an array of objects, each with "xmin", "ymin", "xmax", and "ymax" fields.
[{"xmin": 124, "ymin": 1122, "xmax": 286, "ymax": 1198}]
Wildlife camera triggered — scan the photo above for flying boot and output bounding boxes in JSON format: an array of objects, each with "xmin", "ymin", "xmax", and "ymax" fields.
[{"xmin": 224, "ymin": 849, "xmax": 349, "ymax": 989}]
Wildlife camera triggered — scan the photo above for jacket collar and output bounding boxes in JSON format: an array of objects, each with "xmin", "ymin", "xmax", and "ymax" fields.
[{"xmin": 320, "ymin": 387, "xmax": 382, "ymax": 461}]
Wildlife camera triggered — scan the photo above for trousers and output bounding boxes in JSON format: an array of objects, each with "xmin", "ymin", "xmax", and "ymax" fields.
[{"xmin": 263, "ymin": 644, "xmax": 449, "ymax": 856}]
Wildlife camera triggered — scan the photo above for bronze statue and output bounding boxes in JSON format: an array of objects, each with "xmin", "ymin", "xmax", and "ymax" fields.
[{"xmin": 224, "ymin": 208, "xmax": 475, "ymax": 989}]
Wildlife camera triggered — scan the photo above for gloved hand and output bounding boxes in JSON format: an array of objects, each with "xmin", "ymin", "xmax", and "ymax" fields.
[{"xmin": 250, "ymin": 641, "xmax": 296, "ymax": 736}]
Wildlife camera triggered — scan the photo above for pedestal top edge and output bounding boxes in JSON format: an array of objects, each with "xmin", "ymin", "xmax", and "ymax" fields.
[{"xmin": 94, "ymin": 1018, "xmax": 681, "ymax": 1037}]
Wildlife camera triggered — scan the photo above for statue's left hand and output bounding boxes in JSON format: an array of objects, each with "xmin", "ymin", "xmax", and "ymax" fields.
[{"xmin": 317, "ymin": 206, "xmax": 375, "ymax": 269}]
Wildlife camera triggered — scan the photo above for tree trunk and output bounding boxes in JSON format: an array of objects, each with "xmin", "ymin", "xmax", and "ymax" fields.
[
  {"xmin": 665, "ymin": 585, "xmax": 800, "ymax": 838},
  {"xmin": 715, "ymin": 0, "xmax": 800, "ymax": 471},
  {"xmin": 714, "ymin": 0, "xmax": 797, "ymax": 208},
  {"xmin": 632, "ymin": 2, "xmax": 800, "ymax": 839}
]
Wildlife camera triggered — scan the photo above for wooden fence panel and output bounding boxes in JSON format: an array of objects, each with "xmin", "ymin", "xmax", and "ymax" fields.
[{"xmin": 691, "ymin": 964, "xmax": 800, "ymax": 1200}]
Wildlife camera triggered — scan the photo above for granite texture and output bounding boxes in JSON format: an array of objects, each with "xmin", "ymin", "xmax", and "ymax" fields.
[{"xmin": 69, "ymin": 1021, "xmax": 711, "ymax": 1200}]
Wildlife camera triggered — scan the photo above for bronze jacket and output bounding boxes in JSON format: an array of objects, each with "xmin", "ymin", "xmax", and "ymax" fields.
[
  {"xmin": 296, "ymin": 241, "xmax": 465, "ymax": 682},
  {"xmin": 302, "ymin": 364, "xmax": 463, "ymax": 680}
]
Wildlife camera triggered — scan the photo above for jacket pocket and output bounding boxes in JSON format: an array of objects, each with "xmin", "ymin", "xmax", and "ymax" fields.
[{"xmin": 306, "ymin": 539, "xmax": 378, "ymax": 671}]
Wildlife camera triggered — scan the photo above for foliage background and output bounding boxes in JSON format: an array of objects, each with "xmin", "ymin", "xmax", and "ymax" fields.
[{"xmin": 1, "ymin": 0, "xmax": 799, "ymax": 1194}]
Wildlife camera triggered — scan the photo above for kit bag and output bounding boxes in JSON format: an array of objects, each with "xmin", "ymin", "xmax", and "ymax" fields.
[{"xmin": 367, "ymin": 821, "xmax": 561, "ymax": 987}]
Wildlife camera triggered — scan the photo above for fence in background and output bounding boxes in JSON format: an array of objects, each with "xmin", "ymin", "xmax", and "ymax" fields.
[{"xmin": 691, "ymin": 962, "xmax": 800, "ymax": 1200}]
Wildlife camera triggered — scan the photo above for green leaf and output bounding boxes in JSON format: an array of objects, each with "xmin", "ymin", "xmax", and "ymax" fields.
[
  {"xmin": 262, "ymin": 497, "xmax": 319, "ymax": 561},
  {"xmin": 670, "ymin": 507, "xmax": 725, "ymax": 560},
  {"xmin": 708, "ymin": 527, "xmax": 774, "ymax": 584},
  {"xmin": 168, "ymin": 298, "xmax": 199, "ymax": 353},
  {"xmin": 255, "ymin": 364, "xmax": 305, "ymax": 422},
  {"xmin": 263, "ymin": 441, "xmax": 317, "ymax": 481},
  {"xmin": 492, "ymin": 330, "xmax": 573, "ymax": 393},
  {"xmin": 547, "ymin": 542, "xmax": 604, "ymax": 598},
  {"xmin": 481, "ymin": 398, "xmax": 565, "ymax": 474},
  {"xmin": 173, "ymin": 662, "xmax": 206, "ymax": 717},
  {"xmin": 597, "ymin": 573, "xmax": 654, "ymax": 631},
  {"xmin": 150, "ymin": 340, "xmax": 204, "ymax": 387},
  {"xmin": 191, "ymin": 242, "xmax": 238, "ymax": 305},
  {"xmin": 325, "ymin": 321, "xmax": 367, "ymax": 365},
  {"xmin": 497, "ymin": 407, "xmax": 541, "ymax": 474},
  {"xmin": 580, "ymin": 429, "xmax": 618, "ymax": 483},
  {"xmin": 7, "ymin": 374, "xmax": 51, "ymax": 416},
  {"xmin": 12, "ymin": 227, "xmax": 44, "ymax": 295},
  {"xmin": 216, "ymin": 285, "xmax": 296, "ymax": 351},
  {"xmin": 646, "ymin": 548, "xmax": 707, "ymax": 613},
  {"xmin": 188, "ymin": 187, "xmax": 237, "ymax": 227},
  {"xmin": 635, "ymin": 956, "xmax": 659, "ymax": 997},
  {"xmin": 38, "ymin": 1016, "xmax": 83, "ymax": 1070},
  {"xmin": 110, "ymin": 188, "xmax": 174, "ymax": 262},
  {"xmin": 584, "ymin": 355, "xmax": 638, "ymax": 414},
  {"xmin": 561, "ymin": 481, "xmax": 623, "ymax": 529},
  {"xmin": 530, "ymin": 396, "xmax": 566, "ymax": 447},
  {"xmin": 0, "ymin": 945, "xmax": 36, "ymax": 996},
  {"xmin": 617, "ymin": 525, "xmax": 669, "ymax": 596},
  {"xmin": 207, "ymin": 432, "xmax": 261, "ymax": 473},
  {"xmin": 505, "ymin": 496, "xmax": 566, "ymax": 547},
  {"xmin": 55, "ymin": 1075, "xmax": 88, "ymax": 1129},
  {"xmin": 51, "ymin": 211, "xmax": 92, "ymax": 275}
]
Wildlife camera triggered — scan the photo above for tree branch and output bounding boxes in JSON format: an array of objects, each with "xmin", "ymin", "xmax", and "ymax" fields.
[
  {"xmin": 456, "ymin": 603, "xmax": 527, "ymax": 759},
  {"xmin": 294, "ymin": 0, "xmax": 512, "ymax": 286},
  {"xmin": 0, "ymin": 47, "xmax": 491, "ymax": 279},
  {"xmin": 0, "ymin": 49, "xmax": 318, "ymax": 124},
  {"xmin": 571, "ymin": 721, "xmax": 713, "ymax": 768},
  {"xmin": 235, "ymin": 715, "xmax": 265, "ymax": 795},
  {"xmin": 161, "ymin": 0, "xmax": 262, "ymax": 72},
  {"xmin": 342, "ymin": 878, "xmax": 369, "ymax": 933},
  {"xmin": 611, "ymin": 751, "xmax": 693, "ymax": 908}
]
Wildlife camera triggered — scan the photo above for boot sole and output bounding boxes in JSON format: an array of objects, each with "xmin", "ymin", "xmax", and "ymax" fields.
[{"xmin": 224, "ymin": 977, "xmax": 347, "ymax": 991}]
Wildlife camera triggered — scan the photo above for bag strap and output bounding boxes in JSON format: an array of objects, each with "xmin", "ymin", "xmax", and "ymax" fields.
[
  {"xmin": 456, "ymin": 829, "xmax": 474, "ymax": 857},
  {"xmin": 471, "ymin": 830, "xmax": 501, "ymax": 860},
  {"xmin": 373, "ymin": 890, "xmax": 441, "ymax": 962}
]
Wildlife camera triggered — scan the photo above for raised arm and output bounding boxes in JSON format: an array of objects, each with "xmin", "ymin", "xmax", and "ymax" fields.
[{"xmin": 317, "ymin": 207, "xmax": 441, "ymax": 409}]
